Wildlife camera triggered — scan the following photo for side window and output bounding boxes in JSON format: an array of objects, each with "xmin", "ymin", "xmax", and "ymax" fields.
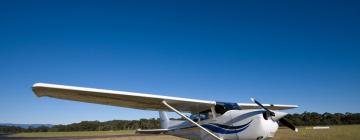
[{"xmin": 190, "ymin": 113, "xmax": 209, "ymax": 121}]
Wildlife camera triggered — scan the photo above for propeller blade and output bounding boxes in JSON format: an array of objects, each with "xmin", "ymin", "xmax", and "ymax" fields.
[
  {"xmin": 279, "ymin": 118, "xmax": 298, "ymax": 132},
  {"xmin": 250, "ymin": 98, "xmax": 275, "ymax": 116},
  {"xmin": 250, "ymin": 98, "xmax": 298, "ymax": 132}
]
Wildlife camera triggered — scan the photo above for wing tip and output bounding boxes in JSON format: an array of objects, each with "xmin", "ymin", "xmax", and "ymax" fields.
[
  {"xmin": 32, "ymin": 82, "xmax": 47, "ymax": 97},
  {"xmin": 33, "ymin": 82, "xmax": 50, "ymax": 88},
  {"xmin": 278, "ymin": 105, "xmax": 299, "ymax": 110},
  {"xmin": 287, "ymin": 105, "xmax": 299, "ymax": 109}
]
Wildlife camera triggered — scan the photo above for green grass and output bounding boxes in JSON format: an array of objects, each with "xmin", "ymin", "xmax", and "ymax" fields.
[
  {"xmin": 6, "ymin": 125, "xmax": 360, "ymax": 140},
  {"xmin": 273, "ymin": 125, "xmax": 360, "ymax": 140},
  {"xmin": 8, "ymin": 130, "xmax": 135, "ymax": 137}
]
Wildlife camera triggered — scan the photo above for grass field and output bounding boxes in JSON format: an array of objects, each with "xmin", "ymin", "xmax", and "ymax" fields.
[
  {"xmin": 7, "ymin": 125, "xmax": 360, "ymax": 140},
  {"xmin": 8, "ymin": 130, "xmax": 134, "ymax": 137},
  {"xmin": 272, "ymin": 125, "xmax": 360, "ymax": 140}
]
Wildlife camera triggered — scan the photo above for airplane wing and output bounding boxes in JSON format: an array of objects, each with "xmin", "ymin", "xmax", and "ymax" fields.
[
  {"xmin": 32, "ymin": 83, "xmax": 298, "ymax": 113},
  {"xmin": 237, "ymin": 103, "xmax": 298, "ymax": 110},
  {"xmin": 32, "ymin": 83, "xmax": 216, "ymax": 113}
]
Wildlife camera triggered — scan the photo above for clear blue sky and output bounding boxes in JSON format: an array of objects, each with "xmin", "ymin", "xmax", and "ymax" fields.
[{"xmin": 0, "ymin": 0, "xmax": 359, "ymax": 124}]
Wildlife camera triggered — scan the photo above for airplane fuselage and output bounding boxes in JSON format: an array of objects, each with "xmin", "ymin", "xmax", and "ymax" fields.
[{"xmin": 166, "ymin": 109, "xmax": 282, "ymax": 140}]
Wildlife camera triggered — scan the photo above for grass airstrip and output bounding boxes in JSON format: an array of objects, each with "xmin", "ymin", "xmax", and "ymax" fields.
[{"xmin": 6, "ymin": 125, "xmax": 360, "ymax": 140}]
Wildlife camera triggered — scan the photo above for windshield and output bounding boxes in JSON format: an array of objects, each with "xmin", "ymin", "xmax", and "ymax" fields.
[{"xmin": 215, "ymin": 102, "xmax": 241, "ymax": 114}]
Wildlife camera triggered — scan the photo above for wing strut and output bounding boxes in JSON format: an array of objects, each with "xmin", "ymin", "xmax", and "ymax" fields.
[{"xmin": 162, "ymin": 101, "xmax": 223, "ymax": 140}]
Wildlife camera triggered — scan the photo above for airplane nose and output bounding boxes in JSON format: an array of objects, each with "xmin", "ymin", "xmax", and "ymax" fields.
[{"xmin": 272, "ymin": 111, "xmax": 288, "ymax": 121}]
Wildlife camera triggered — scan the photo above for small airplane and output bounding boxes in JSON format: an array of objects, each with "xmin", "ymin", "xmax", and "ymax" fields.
[{"xmin": 32, "ymin": 83, "xmax": 299, "ymax": 140}]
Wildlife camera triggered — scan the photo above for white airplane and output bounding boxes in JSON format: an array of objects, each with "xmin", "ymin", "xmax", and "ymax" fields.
[{"xmin": 32, "ymin": 83, "xmax": 299, "ymax": 140}]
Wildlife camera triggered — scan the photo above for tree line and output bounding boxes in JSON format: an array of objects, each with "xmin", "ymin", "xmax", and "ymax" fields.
[
  {"xmin": 284, "ymin": 112, "xmax": 360, "ymax": 126},
  {"xmin": 0, "ymin": 118, "xmax": 160, "ymax": 134},
  {"xmin": 1, "ymin": 112, "xmax": 359, "ymax": 134}
]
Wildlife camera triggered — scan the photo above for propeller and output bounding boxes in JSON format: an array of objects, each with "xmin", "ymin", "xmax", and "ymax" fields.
[
  {"xmin": 279, "ymin": 118, "xmax": 298, "ymax": 132},
  {"xmin": 251, "ymin": 98, "xmax": 275, "ymax": 120},
  {"xmin": 250, "ymin": 98, "xmax": 298, "ymax": 132}
]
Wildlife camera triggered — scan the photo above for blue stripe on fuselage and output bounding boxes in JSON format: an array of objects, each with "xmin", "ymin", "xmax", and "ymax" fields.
[
  {"xmin": 174, "ymin": 120, "xmax": 252, "ymax": 134},
  {"xmin": 202, "ymin": 120, "xmax": 252, "ymax": 134}
]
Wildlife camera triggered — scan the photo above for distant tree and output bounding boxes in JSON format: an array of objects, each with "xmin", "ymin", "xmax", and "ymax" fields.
[
  {"xmin": 321, "ymin": 112, "xmax": 333, "ymax": 125},
  {"xmin": 3, "ymin": 112, "xmax": 360, "ymax": 133},
  {"xmin": 0, "ymin": 125, "xmax": 25, "ymax": 133}
]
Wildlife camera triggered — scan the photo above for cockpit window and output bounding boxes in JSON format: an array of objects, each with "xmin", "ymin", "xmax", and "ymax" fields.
[
  {"xmin": 215, "ymin": 102, "xmax": 241, "ymax": 114},
  {"xmin": 190, "ymin": 102, "xmax": 241, "ymax": 119}
]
